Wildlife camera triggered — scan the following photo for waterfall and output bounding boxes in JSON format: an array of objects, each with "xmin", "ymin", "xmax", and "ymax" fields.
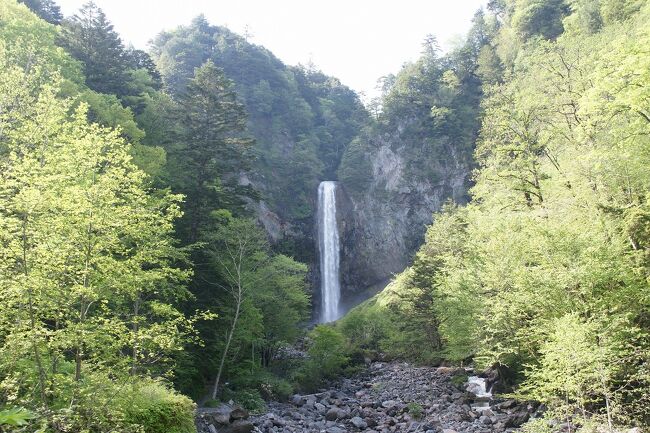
[
  {"xmin": 467, "ymin": 376, "xmax": 492, "ymax": 398},
  {"xmin": 467, "ymin": 376, "xmax": 493, "ymax": 412},
  {"xmin": 318, "ymin": 181, "xmax": 341, "ymax": 323}
]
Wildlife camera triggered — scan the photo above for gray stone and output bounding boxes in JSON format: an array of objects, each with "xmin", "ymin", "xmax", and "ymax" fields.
[
  {"xmin": 219, "ymin": 420, "xmax": 254, "ymax": 433},
  {"xmin": 229, "ymin": 407, "xmax": 248, "ymax": 422},
  {"xmin": 350, "ymin": 416, "xmax": 367, "ymax": 429},
  {"xmin": 326, "ymin": 408, "xmax": 341, "ymax": 421}
]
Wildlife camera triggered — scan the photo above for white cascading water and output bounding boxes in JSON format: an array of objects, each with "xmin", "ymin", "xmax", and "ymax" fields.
[
  {"xmin": 467, "ymin": 376, "xmax": 492, "ymax": 398},
  {"xmin": 467, "ymin": 376, "xmax": 493, "ymax": 411},
  {"xmin": 318, "ymin": 181, "xmax": 341, "ymax": 323}
]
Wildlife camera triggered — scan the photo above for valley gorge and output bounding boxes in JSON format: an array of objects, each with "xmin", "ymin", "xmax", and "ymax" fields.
[
  {"xmin": 150, "ymin": 18, "xmax": 479, "ymax": 318},
  {"xmin": 2, "ymin": 0, "xmax": 650, "ymax": 432}
]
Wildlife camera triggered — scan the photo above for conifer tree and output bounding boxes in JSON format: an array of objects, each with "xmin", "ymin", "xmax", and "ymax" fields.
[
  {"xmin": 18, "ymin": 0, "xmax": 62, "ymax": 24},
  {"xmin": 171, "ymin": 60, "xmax": 253, "ymax": 242},
  {"xmin": 60, "ymin": 1, "xmax": 129, "ymax": 95}
]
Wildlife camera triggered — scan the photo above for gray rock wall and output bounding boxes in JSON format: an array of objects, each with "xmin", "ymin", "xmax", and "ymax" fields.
[{"xmin": 338, "ymin": 129, "xmax": 471, "ymax": 312}]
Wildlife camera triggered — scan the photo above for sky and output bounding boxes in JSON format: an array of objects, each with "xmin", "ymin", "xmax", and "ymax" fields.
[{"xmin": 56, "ymin": 0, "xmax": 488, "ymax": 99}]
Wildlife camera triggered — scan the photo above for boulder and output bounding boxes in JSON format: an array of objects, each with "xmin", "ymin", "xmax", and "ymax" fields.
[
  {"xmin": 350, "ymin": 416, "xmax": 367, "ymax": 429},
  {"xmin": 219, "ymin": 420, "xmax": 254, "ymax": 433},
  {"xmin": 498, "ymin": 399, "xmax": 517, "ymax": 410},
  {"xmin": 325, "ymin": 407, "xmax": 339, "ymax": 421},
  {"xmin": 229, "ymin": 406, "xmax": 248, "ymax": 422},
  {"xmin": 504, "ymin": 411, "xmax": 530, "ymax": 428}
]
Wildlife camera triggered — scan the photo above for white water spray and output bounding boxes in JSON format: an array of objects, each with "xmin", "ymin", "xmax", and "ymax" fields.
[
  {"xmin": 318, "ymin": 181, "xmax": 341, "ymax": 323},
  {"xmin": 467, "ymin": 376, "xmax": 493, "ymax": 412}
]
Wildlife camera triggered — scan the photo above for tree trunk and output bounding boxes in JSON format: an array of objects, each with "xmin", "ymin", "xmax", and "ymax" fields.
[
  {"xmin": 75, "ymin": 296, "xmax": 86, "ymax": 382},
  {"xmin": 131, "ymin": 296, "xmax": 141, "ymax": 376},
  {"xmin": 22, "ymin": 216, "xmax": 48, "ymax": 406},
  {"xmin": 212, "ymin": 295, "xmax": 241, "ymax": 400}
]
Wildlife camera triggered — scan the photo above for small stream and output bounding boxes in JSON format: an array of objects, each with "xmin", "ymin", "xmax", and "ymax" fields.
[{"xmin": 467, "ymin": 376, "xmax": 493, "ymax": 412}]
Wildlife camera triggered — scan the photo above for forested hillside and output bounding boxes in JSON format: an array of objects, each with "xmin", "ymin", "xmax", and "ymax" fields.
[
  {"xmin": 1, "ymin": 0, "xmax": 649, "ymax": 432},
  {"xmin": 0, "ymin": 1, "xmax": 320, "ymax": 430},
  {"xmin": 335, "ymin": 11, "xmax": 491, "ymax": 300},
  {"xmin": 150, "ymin": 17, "xmax": 368, "ymax": 261},
  {"xmin": 339, "ymin": 0, "xmax": 650, "ymax": 429}
]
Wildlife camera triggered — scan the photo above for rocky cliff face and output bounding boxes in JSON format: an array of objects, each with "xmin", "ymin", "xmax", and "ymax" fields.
[
  {"xmin": 151, "ymin": 17, "xmax": 479, "ymax": 318},
  {"xmin": 337, "ymin": 124, "xmax": 472, "ymax": 311},
  {"xmin": 151, "ymin": 19, "xmax": 367, "ymax": 269}
]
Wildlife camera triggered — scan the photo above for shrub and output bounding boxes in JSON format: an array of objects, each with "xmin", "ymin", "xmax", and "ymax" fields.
[
  {"xmin": 406, "ymin": 402, "xmax": 424, "ymax": 420},
  {"xmin": 256, "ymin": 374, "xmax": 293, "ymax": 402},
  {"xmin": 450, "ymin": 373, "xmax": 469, "ymax": 387},
  {"xmin": 221, "ymin": 388, "xmax": 266, "ymax": 413},
  {"xmin": 228, "ymin": 369, "xmax": 293, "ymax": 403},
  {"xmin": 122, "ymin": 380, "xmax": 196, "ymax": 433},
  {"xmin": 0, "ymin": 408, "xmax": 35, "ymax": 427},
  {"xmin": 204, "ymin": 399, "xmax": 221, "ymax": 408},
  {"xmin": 294, "ymin": 325, "xmax": 349, "ymax": 391}
]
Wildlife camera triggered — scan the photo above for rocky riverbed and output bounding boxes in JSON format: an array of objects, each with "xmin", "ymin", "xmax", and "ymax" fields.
[{"xmin": 197, "ymin": 362, "xmax": 538, "ymax": 433}]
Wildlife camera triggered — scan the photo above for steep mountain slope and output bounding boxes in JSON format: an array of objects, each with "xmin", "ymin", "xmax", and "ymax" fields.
[
  {"xmin": 150, "ymin": 15, "xmax": 490, "ymax": 316},
  {"xmin": 150, "ymin": 16, "xmax": 367, "ymax": 263},
  {"xmin": 336, "ymin": 23, "xmax": 489, "ymax": 305}
]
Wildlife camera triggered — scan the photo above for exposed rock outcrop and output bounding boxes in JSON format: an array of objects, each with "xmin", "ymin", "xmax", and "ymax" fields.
[{"xmin": 338, "ymin": 130, "xmax": 471, "ymax": 312}]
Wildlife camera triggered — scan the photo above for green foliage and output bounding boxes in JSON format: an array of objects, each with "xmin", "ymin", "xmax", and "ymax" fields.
[
  {"xmin": 168, "ymin": 60, "xmax": 253, "ymax": 242},
  {"xmin": 517, "ymin": 314, "xmax": 627, "ymax": 429},
  {"xmin": 599, "ymin": 0, "xmax": 644, "ymax": 24},
  {"xmin": 338, "ymin": 206, "xmax": 477, "ymax": 365},
  {"xmin": 336, "ymin": 137, "xmax": 373, "ymax": 197},
  {"xmin": 406, "ymin": 402, "xmax": 424, "ymax": 420},
  {"xmin": 358, "ymin": 2, "xmax": 650, "ymax": 428},
  {"xmin": 203, "ymin": 399, "xmax": 221, "ymax": 408},
  {"xmin": 295, "ymin": 326, "xmax": 350, "ymax": 391},
  {"xmin": 520, "ymin": 417, "xmax": 553, "ymax": 433},
  {"xmin": 0, "ymin": 31, "xmax": 195, "ymax": 432},
  {"xmin": 511, "ymin": 0, "xmax": 571, "ymax": 40},
  {"xmin": 17, "ymin": 0, "xmax": 61, "ymax": 24},
  {"xmin": 338, "ymin": 21, "xmax": 484, "ymax": 209},
  {"xmin": 0, "ymin": 0, "xmax": 83, "ymax": 87},
  {"xmin": 0, "ymin": 408, "xmax": 36, "ymax": 427},
  {"xmin": 450, "ymin": 373, "xmax": 469, "ymax": 387},
  {"xmin": 221, "ymin": 388, "xmax": 266, "ymax": 413},
  {"xmin": 78, "ymin": 89, "xmax": 145, "ymax": 143},
  {"xmin": 338, "ymin": 297, "xmax": 390, "ymax": 356},
  {"xmin": 123, "ymin": 381, "xmax": 196, "ymax": 433},
  {"xmin": 60, "ymin": 1, "xmax": 130, "ymax": 96},
  {"xmin": 150, "ymin": 18, "xmax": 367, "ymax": 230}
]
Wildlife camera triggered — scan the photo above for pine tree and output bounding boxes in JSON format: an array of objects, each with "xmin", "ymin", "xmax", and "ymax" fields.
[
  {"xmin": 171, "ymin": 60, "xmax": 254, "ymax": 242},
  {"xmin": 18, "ymin": 0, "xmax": 62, "ymax": 24},
  {"xmin": 126, "ymin": 47, "xmax": 163, "ymax": 89},
  {"xmin": 60, "ymin": 1, "xmax": 129, "ymax": 95}
]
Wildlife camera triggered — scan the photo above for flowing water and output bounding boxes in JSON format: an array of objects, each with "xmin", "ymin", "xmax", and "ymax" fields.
[
  {"xmin": 318, "ymin": 181, "xmax": 341, "ymax": 323},
  {"xmin": 467, "ymin": 376, "xmax": 493, "ymax": 412}
]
